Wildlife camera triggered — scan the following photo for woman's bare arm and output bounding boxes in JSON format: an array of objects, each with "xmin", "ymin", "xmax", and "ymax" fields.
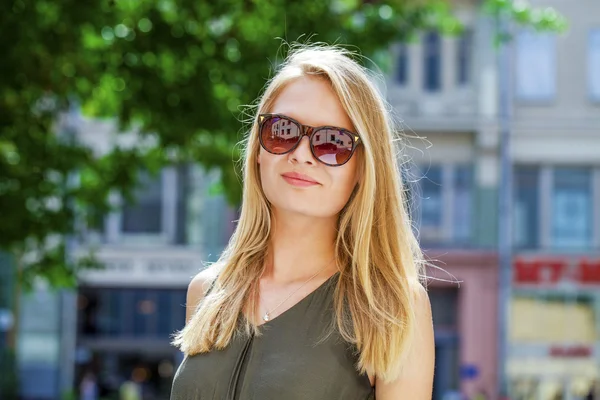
[{"xmin": 376, "ymin": 284, "xmax": 436, "ymax": 399}]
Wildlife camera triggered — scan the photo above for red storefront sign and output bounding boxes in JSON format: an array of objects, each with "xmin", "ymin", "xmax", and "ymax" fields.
[
  {"xmin": 549, "ymin": 345, "xmax": 592, "ymax": 358},
  {"xmin": 580, "ymin": 259, "xmax": 600, "ymax": 281},
  {"xmin": 514, "ymin": 257, "xmax": 600, "ymax": 284}
]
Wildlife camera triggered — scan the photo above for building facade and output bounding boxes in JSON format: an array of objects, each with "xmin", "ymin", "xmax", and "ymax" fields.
[
  {"xmin": 16, "ymin": 117, "xmax": 237, "ymax": 399},
  {"xmin": 70, "ymin": 119, "xmax": 237, "ymax": 399},
  {"xmin": 388, "ymin": 0, "xmax": 600, "ymax": 398},
  {"xmin": 386, "ymin": 0, "xmax": 501, "ymax": 397},
  {"xmin": 507, "ymin": 0, "xmax": 600, "ymax": 398}
]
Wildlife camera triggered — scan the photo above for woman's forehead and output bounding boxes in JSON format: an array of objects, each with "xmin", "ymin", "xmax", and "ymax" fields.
[{"xmin": 269, "ymin": 77, "xmax": 354, "ymax": 131}]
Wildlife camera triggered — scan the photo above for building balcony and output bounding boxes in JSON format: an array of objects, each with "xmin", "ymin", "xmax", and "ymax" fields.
[{"xmin": 388, "ymin": 87, "xmax": 479, "ymax": 132}]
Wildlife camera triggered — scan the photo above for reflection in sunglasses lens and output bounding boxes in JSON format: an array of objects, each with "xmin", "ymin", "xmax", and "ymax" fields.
[
  {"xmin": 312, "ymin": 129, "xmax": 353, "ymax": 166},
  {"xmin": 261, "ymin": 117, "xmax": 301, "ymax": 153}
]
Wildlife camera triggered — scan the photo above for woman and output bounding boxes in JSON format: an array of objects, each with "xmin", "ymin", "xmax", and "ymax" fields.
[{"xmin": 171, "ymin": 44, "xmax": 435, "ymax": 399}]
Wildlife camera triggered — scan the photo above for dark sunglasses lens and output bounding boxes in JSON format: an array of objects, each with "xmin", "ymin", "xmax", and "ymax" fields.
[
  {"xmin": 260, "ymin": 116, "xmax": 301, "ymax": 154},
  {"xmin": 312, "ymin": 129, "xmax": 354, "ymax": 165}
]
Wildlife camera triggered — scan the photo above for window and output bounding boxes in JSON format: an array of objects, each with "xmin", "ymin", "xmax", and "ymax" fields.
[
  {"xmin": 429, "ymin": 288, "xmax": 460, "ymax": 399},
  {"xmin": 121, "ymin": 172, "xmax": 162, "ymax": 234},
  {"xmin": 552, "ymin": 168, "xmax": 593, "ymax": 249},
  {"xmin": 157, "ymin": 289, "xmax": 186, "ymax": 336},
  {"xmin": 420, "ymin": 166, "xmax": 443, "ymax": 229},
  {"xmin": 104, "ymin": 167, "xmax": 178, "ymax": 245},
  {"xmin": 589, "ymin": 29, "xmax": 600, "ymax": 100},
  {"xmin": 401, "ymin": 166, "xmax": 417, "ymax": 227},
  {"xmin": 514, "ymin": 166, "xmax": 598, "ymax": 250},
  {"xmin": 514, "ymin": 167, "xmax": 540, "ymax": 249},
  {"xmin": 429, "ymin": 287, "xmax": 459, "ymax": 329},
  {"xmin": 453, "ymin": 165, "xmax": 472, "ymax": 243},
  {"xmin": 78, "ymin": 287, "xmax": 187, "ymax": 338},
  {"xmin": 423, "ymin": 31, "xmax": 442, "ymax": 92},
  {"xmin": 396, "ymin": 43, "xmax": 408, "ymax": 85},
  {"xmin": 457, "ymin": 29, "xmax": 473, "ymax": 86},
  {"xmin": 413, "ymin": 164, "xmax": 475, "ymax": 247},
  {"xmin": 186, "ymin": 166, "xmax": 236, "ymax": 260},
  {"xmin": 133, "ymin": 289, "xmax": 155, "ymax": 336},
  {"xmin": 515, "ymin": 31, "xmax": 556, "ymax": 100}
]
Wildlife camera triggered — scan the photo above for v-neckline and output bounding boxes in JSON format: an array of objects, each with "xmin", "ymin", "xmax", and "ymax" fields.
[{"xmin": 254, "ymin": 271, "xmax": 340, "ymax": 328}]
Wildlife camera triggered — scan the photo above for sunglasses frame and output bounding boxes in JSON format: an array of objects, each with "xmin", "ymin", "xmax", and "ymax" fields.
[{"xmin": 258, "ymin": 113, "xmax": 362, "ymax": 167}]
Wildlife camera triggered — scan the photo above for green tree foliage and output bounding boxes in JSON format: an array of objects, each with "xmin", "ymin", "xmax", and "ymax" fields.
[{"xmin": 0, "ymin": 0, "xmax": 566, "ymax": 289}]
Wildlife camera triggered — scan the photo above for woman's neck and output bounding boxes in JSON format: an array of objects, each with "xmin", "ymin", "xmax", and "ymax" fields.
[{"xmin": 264, "ymin": 212, "xmax": 338, "ymax": 284}]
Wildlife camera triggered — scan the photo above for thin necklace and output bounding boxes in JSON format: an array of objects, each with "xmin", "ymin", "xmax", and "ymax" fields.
[{"xmin": 261, "ymin": 257, "xmax": 335, "ymax": 322}]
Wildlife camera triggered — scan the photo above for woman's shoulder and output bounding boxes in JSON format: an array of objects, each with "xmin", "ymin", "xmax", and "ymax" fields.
[
  {"xmin": 185, "ymin": 262, "xmax": 223, "ymax": 324},
  {"xmin": 189, "ymin": 263, "xmax": 221, "ymax": 293}
]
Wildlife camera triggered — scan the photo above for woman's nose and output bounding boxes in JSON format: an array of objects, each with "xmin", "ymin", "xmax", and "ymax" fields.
[{"xmin": 288, "ymin": 136, "xmax": 316, "ymax": 165}]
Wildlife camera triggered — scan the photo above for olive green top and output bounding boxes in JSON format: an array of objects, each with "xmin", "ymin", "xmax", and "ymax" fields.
[{"xmin": 170, "ymin": 271, "xmax": 375, "ymax": 400}]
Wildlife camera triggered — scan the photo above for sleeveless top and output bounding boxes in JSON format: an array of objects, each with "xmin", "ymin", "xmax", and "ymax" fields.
[{"xmin": 170, "ymin": 271, "xmax": 376, "ymax": 400}]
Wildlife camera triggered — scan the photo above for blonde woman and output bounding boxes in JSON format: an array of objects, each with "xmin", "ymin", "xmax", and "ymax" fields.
[{"xmin": 171, "ymin": 44, "xmax": 435, "ymax": 399}]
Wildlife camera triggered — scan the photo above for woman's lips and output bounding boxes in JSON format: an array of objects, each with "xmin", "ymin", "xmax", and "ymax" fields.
[{"xmin": 281, "ymin": 174, "xmax": 320, "ymax": 187}]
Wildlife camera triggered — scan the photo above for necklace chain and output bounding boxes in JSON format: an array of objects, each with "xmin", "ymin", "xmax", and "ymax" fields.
[{"xmin": 261, "ymin": 257, "xmax": 335, "ymax": 322}]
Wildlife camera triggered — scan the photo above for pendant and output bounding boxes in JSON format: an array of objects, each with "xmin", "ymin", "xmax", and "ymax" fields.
[{"xmin": 263, "ymin": 313, "xmax": 270, "ymax": 322}]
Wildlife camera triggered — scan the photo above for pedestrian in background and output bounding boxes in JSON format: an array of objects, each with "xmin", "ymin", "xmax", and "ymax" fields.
[
  {"xmin": 79, "ymin": 371, "xmax": 98, "ymax": 400},
  {"xmin": 119, "ymin": 370, "xmax": 142, "ymax": 400}
]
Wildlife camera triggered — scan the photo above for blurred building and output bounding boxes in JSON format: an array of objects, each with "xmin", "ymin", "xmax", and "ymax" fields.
[
  {"xmin": 16, "ymin": 119, "xmax": 236, "ymax": 399},
  {"xmin": 389, "ymin": 0, "xmax": 600, "ymax": 399},
  {"xmin": 73, "ymin": 118, "xmax": 237, "ymax": 399},
  {"xmin": 387, "ymin": 1, "xmax": 500, "ymax": 398},
  {"xmin": 507, "ymin": 0, "xmax": 600, "ymax": 398}
]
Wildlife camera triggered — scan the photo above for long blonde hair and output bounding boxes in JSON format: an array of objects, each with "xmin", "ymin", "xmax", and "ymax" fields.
[{"xmin": 172, "ymin": 43, "xmax": 425, "ymax": 383}]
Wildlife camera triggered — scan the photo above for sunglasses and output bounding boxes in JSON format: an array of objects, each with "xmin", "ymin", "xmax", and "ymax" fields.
[{"xmin": 258, "ymin": 113, "xmax": 361, "ymax": 167}]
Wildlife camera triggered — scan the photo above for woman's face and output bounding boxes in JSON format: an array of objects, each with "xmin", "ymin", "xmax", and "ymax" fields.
[{"xmin": 257, "ymin": 76, "xmax": 361, "ymax": 219}]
